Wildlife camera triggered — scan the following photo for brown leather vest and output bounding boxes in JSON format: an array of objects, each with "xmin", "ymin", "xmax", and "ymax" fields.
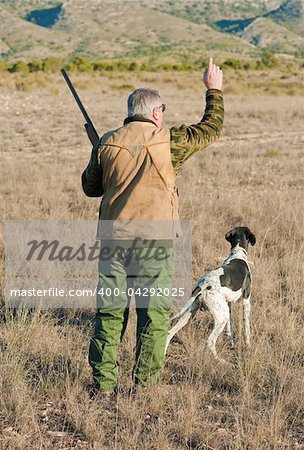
[{"xmin": 97, "ymin": 121, "xmax": 181, "ymax": 239}]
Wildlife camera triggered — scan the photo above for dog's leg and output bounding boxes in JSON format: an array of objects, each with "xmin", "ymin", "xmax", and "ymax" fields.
[
  {"xmin": 243, "ymin": 296, "xmax": 251, "ymax": 347},
  {"xmin": 226, "ymin": 303, "xmax": 234, "ymax": 348},
  {"xmin": 204, "ymin": 295, "xmax": 229, "ymax": 362}
]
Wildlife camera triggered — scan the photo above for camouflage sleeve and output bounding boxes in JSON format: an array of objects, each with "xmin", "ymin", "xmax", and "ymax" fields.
[
  {"xmin": 81, "ymin": 143, "xmax": 103, "ymax": 197},
  {"xmin": 170, "ymin": 89, "xmax": 224, "ymax": 174}
]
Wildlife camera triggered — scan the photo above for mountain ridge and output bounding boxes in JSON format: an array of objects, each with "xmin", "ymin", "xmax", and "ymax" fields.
[
  {"xmin": 0, "ymin": 0, "xmax": 303, "ymax": 60},
  {"xmin": 266, "ymin": 0, "xmax": 304, "ymax": 34}
]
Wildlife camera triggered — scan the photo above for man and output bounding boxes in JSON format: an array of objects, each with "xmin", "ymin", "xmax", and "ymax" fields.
[{"xmin": 82, "ymin": 57, "xmax": 223, "ymax": 394}]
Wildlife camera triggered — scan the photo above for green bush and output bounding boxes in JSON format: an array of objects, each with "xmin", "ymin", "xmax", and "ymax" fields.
[
  {"xmin": 104, "ymin": 63, "xmax": 115, "ymax": 71},
  {"xmin": 72, "ymin": 56, "xmax": 93, "ymax": 72},
  {"xmin": 221, "ymin": 58, "xmax": 259, "ymax": 70},
  {"xmin": 111, "ymin": 83, "xmax": 135, "ymax": 91},
  {"xmin": 28, "ymin": 59, "xmax": 43, "ymax": 72},
  {"xmin": 128, "ymin": 61, "xmax": 138, "ymax": 71},
  {"xmin": 4, "ymin": 54, "xmax": 288, "ymax": 76},
  {"xmin": 113, "ymin": 61, "xmax": 126, "ymax": 71},
  {"xmin": 260, "ymin": 50, "xmax": 280, "ymax": 69},
  {"xmin": 157, "ymin": 63, "xmax": 174, "ymax": 71},
  {"xmin": 243, "ymin": 61, "xmax": 256, "ymax": 70},
  {"xmin": 93, "ymin": 61, "xmax": 106, "ymax": 71},
  {"xmin": 295, "ymin": 48, "xmax": 304, "ymax": 59},
  {"xmin": 9, "ymin": 61, "xmax": 29, "ymax": 73},
  {"xmin": 42, "ymin": 57, "xmax": 62, "ymax": 73},
  {"xmin": 93, "ymin": 61, "xmax": 115, "ymax": 71},
  {"xmin": 0, "ymin": 61, "xmax": 9, "ymax": 71},
  {"xmin": 222, "ymin": 58, "xmax": 244, "ymax": 70}
]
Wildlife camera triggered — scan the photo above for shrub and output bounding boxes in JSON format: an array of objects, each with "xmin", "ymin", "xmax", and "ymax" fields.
[
  {"xmin": 139, "ymin": 62, "xmax": 150, "ymax": 71},
  {"xmin": 295, "ymin": 48, "xmax": 304, "ymax": 59},
  {"xmin": 0, "ymin": 61, "xmax": 9, "ymax": 72},
  {"xmin": 42, "ymin": 57, "xmax": 62, "ymax": 73},
  {"xmin": 9, "ymin": 61, "xmax": 29, "ymax": 74},
  {"xmin": 64, "ymin": 61, "xmax": 78, "ymax": 72},
  {"xmin": 111, "ymin": 83, "xmax": 135, "ymax": 91},
  {"xmin": 28, "ymin": 59, "xmax": 43, "ymax": 72},
  {"xmin": 265, "ymin": 147, "xmax": 281, "ymax": 158},
  {"xmin": 128, "ymin": 61, "xmax": 138, "ymax": 71},
  {"xmin": 260, "ymin": 50, "xmax": 280, "ymax": 69},
  {"xmin": 157, "ymin": 63, "xmax": 174, "ymax": 71},
  {"xmin": 93, "ymin": 61, "xmax": 106, "ymax": 71},
  {"xmin": 72, "ymin": 56, "xmax": 93, "ymax": 72},
  {"xmin": 222, "ymin": 58, "xmax": 245, "ymax": 70}
]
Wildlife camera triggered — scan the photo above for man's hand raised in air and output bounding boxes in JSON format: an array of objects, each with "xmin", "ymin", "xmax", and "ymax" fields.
[{"xmin": 203, "ymin": 57, "xmax": 223, "ymax": 91}]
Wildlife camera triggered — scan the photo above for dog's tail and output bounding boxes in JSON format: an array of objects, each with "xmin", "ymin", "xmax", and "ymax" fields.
[
  {"xmin": 170, "ymin": 285, "xmax": 202, "ymax": 321},
  {"xmin": 166, "ymin": 286, "xmax": 202, "ymax": 354}
]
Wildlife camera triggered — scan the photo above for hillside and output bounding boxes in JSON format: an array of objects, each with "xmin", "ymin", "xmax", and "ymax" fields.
[
  {"xmin": 144, "ymin": 0, "xmax": 282, "ymax": 23},
  {"xmin": 0, "ymin": 0, "xmax": 254, "ymax": 61},
  {"xmin": 0, "ymin": 38, "xmax": 9, "ymax": 56},
  {"xmin": 57, "ymin": 0, "xmax": 254, "ymax": 58},
  {"xmin": 0, "ymin": 7, "xmax": 77, "ymax": 59},
  {"xmin": 0, "ymin": 0, "xmax": 58, "ymax": 15},
  {"xmin": 0, "ymin": 0, "xmax": 303, "ymax": 60},
  {"xmin": 213, "ymin": 0, "xmax": 304, "ymax": 53},
  {"xmin": 239, "ymin": 16, "xmax": 304, "ymax": 53},
  {"xmin": 151, "ymin": 0, "xmax": 304, "ymax": 55},
  {"xmin": 267, "ymin": 0, "xmax": 304, "ymax": 34}
]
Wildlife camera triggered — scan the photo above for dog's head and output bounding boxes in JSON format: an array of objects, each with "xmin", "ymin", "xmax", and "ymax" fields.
[{"xmin": 225, "ymin": 226, "xmax": 256, "ymax": 251}]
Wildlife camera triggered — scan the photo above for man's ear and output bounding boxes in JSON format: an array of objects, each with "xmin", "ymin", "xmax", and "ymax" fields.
[
  {"xmin": 152, "ymin": 107, "xmax": 160, "ymax": 120},
  {"xmin": 151, "ymin": 108, "xmax": 157, "ymax": 120},
  {"xmin": 225, "ymin": 228, "xmax": 236, "ymax": 243},
  {"xmin": 245, "ymin": 228, "xmax": 256, "ymax": 246}
]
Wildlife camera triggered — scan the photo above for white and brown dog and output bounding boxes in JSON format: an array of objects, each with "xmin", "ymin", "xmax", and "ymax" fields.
[{"xmin": 166, "ymin": 226, "xmax": 256, "ymax": 361}]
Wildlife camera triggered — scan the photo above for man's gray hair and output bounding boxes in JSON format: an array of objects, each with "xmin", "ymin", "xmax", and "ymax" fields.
[{"xmin": 127, "ymin": 88, "xmax": 161, "ymax": 118}]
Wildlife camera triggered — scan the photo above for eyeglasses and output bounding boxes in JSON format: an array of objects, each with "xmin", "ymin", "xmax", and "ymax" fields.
[{"xmin": 156, "ymin": 103, "xmax": 166, "ymax": 112}]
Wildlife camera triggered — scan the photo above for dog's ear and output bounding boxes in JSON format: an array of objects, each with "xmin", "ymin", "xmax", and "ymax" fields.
[
  {"xmin": 225, "ymin": 228, "xmax": 236, "ymax": 243},
  {"xmin": 245, "ymin": 228, "xmax": 256, "ymax": 246}
]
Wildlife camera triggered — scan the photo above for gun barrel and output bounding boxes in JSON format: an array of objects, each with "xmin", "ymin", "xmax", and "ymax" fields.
[{"xmin": 61, "ymin": 68, "xmax": 99, "ymax": 142}]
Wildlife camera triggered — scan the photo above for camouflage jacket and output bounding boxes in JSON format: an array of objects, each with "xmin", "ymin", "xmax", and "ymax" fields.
[{"xmin": 82, "ymin": 88, "xmax": 224, "ymax": 197}]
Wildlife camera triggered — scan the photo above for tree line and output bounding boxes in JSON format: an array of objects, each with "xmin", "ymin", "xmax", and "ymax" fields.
[{"xmin": 0, "ymin": 51, "xmax": 283, "ymax": 74}]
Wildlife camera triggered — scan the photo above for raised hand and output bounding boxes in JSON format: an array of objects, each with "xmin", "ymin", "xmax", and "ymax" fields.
[{"xmin": 203, "ymin": 57, "xmax": 223, "ymax": 90}]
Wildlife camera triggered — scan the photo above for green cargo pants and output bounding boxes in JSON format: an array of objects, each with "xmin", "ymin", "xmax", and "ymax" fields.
[{"xmin": 89, "ymin": 239, "xmax": 173, "ymax": 392}]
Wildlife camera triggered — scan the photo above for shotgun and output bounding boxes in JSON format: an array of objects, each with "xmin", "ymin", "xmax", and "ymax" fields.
[{"xmin": 61, "ymin": 68, "xmax": 100, "ymax": 147}]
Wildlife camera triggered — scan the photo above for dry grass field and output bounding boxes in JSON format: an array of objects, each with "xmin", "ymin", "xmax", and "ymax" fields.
[{"xmin": 0, "ymin": 68, "xmax": 304, "ymax": 449}]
